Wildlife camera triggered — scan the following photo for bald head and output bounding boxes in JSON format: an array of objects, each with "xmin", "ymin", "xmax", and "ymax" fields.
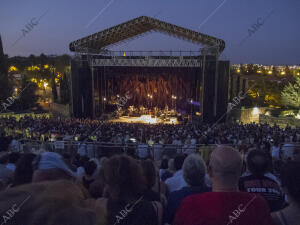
[{"xmin": 209, "ymin": 146, "xmax": 242, "ymax": 182}]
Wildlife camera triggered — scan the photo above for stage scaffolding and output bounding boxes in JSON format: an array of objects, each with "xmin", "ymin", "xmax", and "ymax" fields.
[{"xmin": 69, "ymin": 16, "xmax": 229, "ymax": 123}]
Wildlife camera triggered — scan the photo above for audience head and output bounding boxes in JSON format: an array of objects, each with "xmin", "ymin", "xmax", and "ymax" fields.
[
  {"xmin": 141, "ymin": 159, "xmax": 156, "ymax": 189},
  {"xmin": 101, "ymin": 155, "xmax": 146, "ymax": 201},
  {"xmin": 174, "ymin": 154, "xmax": 186, "ymax": 171},
  {"xmin": 246, "ymin": 150, "xmax": 269, "ymax": 177},
  {"xmin": 32, "ymin": 152, "xmax": 75, "ymax": 182},
  {"xmin": 8, "ymin": 152, "xmax": 20, "ymax": 164},
  {"xmin": 183, "ymin": 154, "xmax": 206, "ymax": 186},
  {"xmin": 160, "ymin": 158, "xmax": 169, "ymax": 170},
  {"xmin": 209, "ymin": 146, "xmax": 242, "ymax": 188},
  {"xmin": 280, "ymin": 161, "xmax": 300, "ymax": 205},
  {"xmin": 13, "ymin": 153, "xmax": 36, "ymax": 187},
  {"xmin": 84, "ymin": 161, "xmax": 97, "ymax": 177},
  {"xmin": 0, "ymin": 180, "xmax": 106, "ymax": 225}
]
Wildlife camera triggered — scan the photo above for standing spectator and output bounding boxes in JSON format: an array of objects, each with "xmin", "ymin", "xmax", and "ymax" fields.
[
  {"xmin": 164, "ymin": 154, "xmax": 210, "ymax": 224},
  {"xmin": 173, "ymin": 146, "xmax": 273, "ymax": 225},
  {"xmin": 165, "ymin": 154, "xmax": 187, "ymax": 193}
]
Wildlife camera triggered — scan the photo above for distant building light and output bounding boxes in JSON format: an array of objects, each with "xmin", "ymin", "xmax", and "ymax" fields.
[{"xmin": 252, "ymin": 107, "xmax": 259, "ymax": 115}]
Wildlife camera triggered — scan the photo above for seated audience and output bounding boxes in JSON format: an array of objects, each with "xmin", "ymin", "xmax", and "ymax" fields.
[
  {"xmin": 165, "ymin": 154, "xmax": 187, "ymax": 193},
  {"xmin": 164, "ymin": 154, "xmax": 211, "ymax": 224},
  {"xmin": 96, "ymin": 155, "xmax": 163, "ymax": 225},
  {"xmin": 0, "ymin": 180, "xmax": 106, "ymax": 225},
  {"xmin": 173, "ymin": 146, "xmax": 273, "ymax": 225},
  {"xmin": 239, "ymin": 150, "xmax": 285, "ymax": 212},
  {"xmin": 272, "ymin": 161, "xmax": 300, "ymax": 225}
]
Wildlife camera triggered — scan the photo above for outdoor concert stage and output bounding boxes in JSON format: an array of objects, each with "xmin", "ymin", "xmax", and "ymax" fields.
[
  {"xmin": 69, "ymin": 16, "xmax": 230, "ymax": 123},
  {"xmin": 109, "ymin": 115, "xmax": 179, "ymax": 125}
]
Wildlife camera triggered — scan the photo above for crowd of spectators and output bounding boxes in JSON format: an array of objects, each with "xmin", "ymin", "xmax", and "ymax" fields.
[
  {"xmin": 1, "ymin": 116, "xmax": 300, "ymax": 157},
  {"xmin": 0, "ymin": 141, "xmax": 299, "ymax": 224},
  {"xmin": 0, "ymin": 116, "xmax": 300, "ymax": 224}
]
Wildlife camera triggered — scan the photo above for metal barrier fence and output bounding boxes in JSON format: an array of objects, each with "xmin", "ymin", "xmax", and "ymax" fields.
[
  {"xmin": 14, "ymin": 140, "xmax": 300, "ymax": 161},
  {"xmin": 16, "ymin": 140, "xmax": 228, "ymax": 161}
]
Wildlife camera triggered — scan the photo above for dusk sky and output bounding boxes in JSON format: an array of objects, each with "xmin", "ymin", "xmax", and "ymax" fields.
[{"xmin": 0, "ymin": 0, "xmax": 299, "ymax": 65}]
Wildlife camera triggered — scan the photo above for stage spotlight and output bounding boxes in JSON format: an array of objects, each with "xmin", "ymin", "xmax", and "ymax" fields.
[
  {"xmin": 190, "ymin": 99, "xmax": 193, "ymax": 103},
  {"xmin": 117, "ymin": 94, "xmax": 120, "ymax": 98},
  {"xmin": 103, "ymin": 97, "xmax": 107, "ymax": 101}
]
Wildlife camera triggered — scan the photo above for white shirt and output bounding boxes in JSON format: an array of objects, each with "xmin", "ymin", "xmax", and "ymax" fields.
[{"xmin": 165, "ymin": 170, "xmax": 187, "ymax": 193}]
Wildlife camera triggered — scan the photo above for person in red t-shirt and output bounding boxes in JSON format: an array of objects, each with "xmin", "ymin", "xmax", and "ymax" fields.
[{"xmin": 173, "ymin": 146, "xmax": 274, "ymax": 225}]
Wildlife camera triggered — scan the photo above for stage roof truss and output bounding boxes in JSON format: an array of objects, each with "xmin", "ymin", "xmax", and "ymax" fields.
[{"xmin": 70, "ymin": 16, "xmax": 225, "ymax": 55}]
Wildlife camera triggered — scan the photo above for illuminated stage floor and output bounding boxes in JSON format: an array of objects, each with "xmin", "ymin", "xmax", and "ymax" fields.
[{"xmin": 109, "ymin": 115, "xmax": 179, "ymax": 124}]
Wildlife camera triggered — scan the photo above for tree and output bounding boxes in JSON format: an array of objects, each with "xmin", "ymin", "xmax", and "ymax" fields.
[
  {"xmin": 0, "ymin": 35, "xmax": 12, "ymax": 101},
  {"xmin": 11, "ymin": 76, "xmax": 39, "ymax": 111},
  {"xmin": 284, "ymin": 65, "xmax": 291, "ymax": 76},
  {"xmin": 272, "ymin": 66, "xmax": 279, "ymax": 77},
  {"xmin": 281, "ymin": 76, "xmax": 300, "ymax": 109},
  {"xmin": 51, "ymin": 74, "xmax": 58, "ymax": 103}
]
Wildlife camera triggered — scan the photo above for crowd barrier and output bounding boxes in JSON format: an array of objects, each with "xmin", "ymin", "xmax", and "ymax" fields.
[
  {"xmin": 13, "ymin": 140, "xmax": 300, "ymax": 161},
  {"xmin": 14, "ymin": 140, "xmax": 232, "ymax": 161}
]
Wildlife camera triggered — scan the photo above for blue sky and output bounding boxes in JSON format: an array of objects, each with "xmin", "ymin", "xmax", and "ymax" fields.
[{"xmin": 0, "ymin": 0, "xmax": 299, "ymax": 64}]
